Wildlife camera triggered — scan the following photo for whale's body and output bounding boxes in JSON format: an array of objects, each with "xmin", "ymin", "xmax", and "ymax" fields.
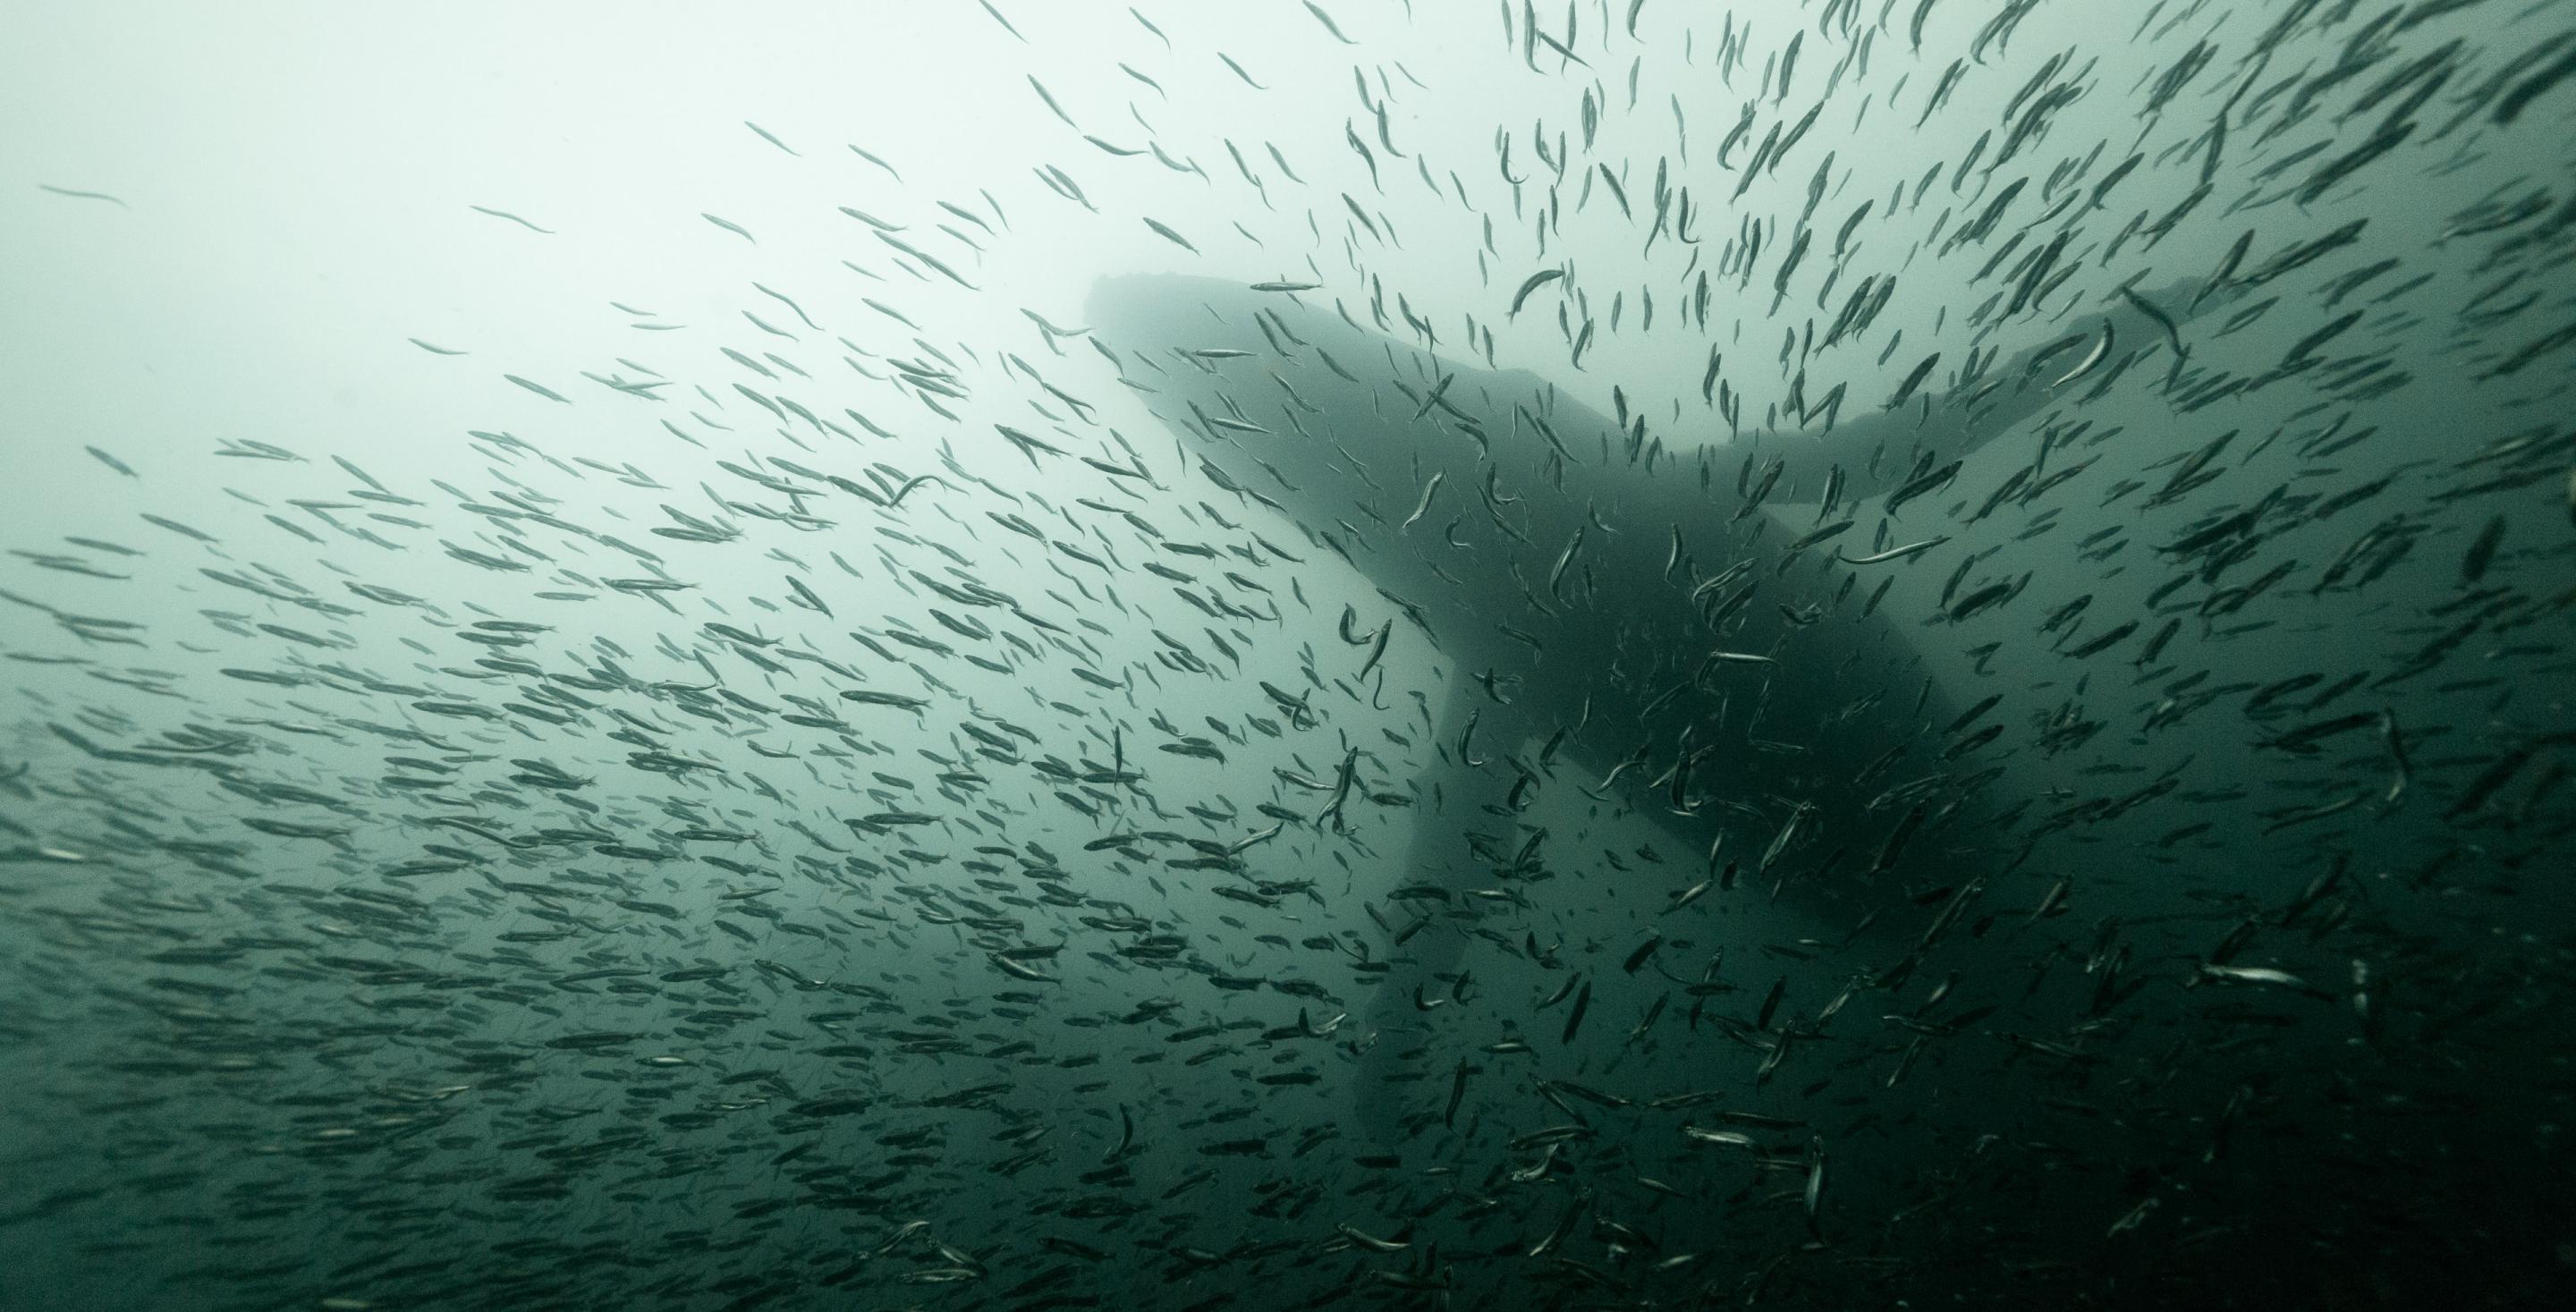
[{"xmin": 1085, "ymin": 272, "xmax": 2200, "ymax": 1138}]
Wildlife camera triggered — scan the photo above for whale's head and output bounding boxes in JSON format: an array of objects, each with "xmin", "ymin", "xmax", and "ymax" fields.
[{"xmin": 1082, "ymin": 273, "xmax": 1580, "ymax": 590}]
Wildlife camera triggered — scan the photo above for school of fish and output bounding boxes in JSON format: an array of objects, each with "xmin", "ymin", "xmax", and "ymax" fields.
[{"xmin": 6, "ymin": 1, "xmax": 2576, "ymax": 1308}]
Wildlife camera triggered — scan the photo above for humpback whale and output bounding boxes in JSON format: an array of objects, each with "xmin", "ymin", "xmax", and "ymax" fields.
[{"xmin": 1087, "ymin": 270, "xmax": 2226, "ymax": 1141}]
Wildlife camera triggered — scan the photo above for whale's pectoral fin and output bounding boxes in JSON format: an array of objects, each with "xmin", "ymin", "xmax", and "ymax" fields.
[
  {"xmin": 1353, "ymin": 671, "xmax": 1547, "ymax": 1144},
  {"xmin": 1751, "ymin": 273, "xmax": 2236, "ymax": 505}
]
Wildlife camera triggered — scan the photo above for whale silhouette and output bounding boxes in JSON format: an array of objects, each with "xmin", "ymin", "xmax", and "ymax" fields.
[{"xmin": 1083, "ymin": 270, "xmax": 2218, "ymax": 1141}]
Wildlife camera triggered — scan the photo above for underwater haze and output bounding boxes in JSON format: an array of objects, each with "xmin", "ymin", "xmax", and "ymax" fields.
[{"xmin": 4, "ymin": 0, "xmax": 2575, "ymax": 1308}]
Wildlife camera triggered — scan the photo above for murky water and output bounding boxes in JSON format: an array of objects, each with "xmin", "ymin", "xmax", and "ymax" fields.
[{"xmin": 4, "ymin": 2, "xmax": 2573, "ymax": 1308}]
